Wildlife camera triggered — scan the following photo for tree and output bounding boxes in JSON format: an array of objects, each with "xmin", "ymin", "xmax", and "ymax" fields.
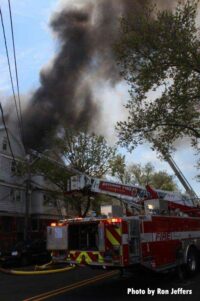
[
  {"xmin": 111, "ymin": 159, "xmax": 178, "ymax": 191},
  {"xmin": 115, "ymin": 1, "xmax": 200, "ymax": 155},
  {"xmin": 151, "ymin": 170, "xmax": 178, "ymax": 191},
  {"xmin": 110, "ymin": 154, "xmax": 131, "ymax": 183},
  {"xmin": 55, "ymin": 129, "xmax": 116, "ymax": 177},
  {"xmin": 129, "ymin": 162, "xmax": 153, "ymax": 186},
  {"xmin": 24, "ymin": 129, "xmax": 117, "ymax": 217}
]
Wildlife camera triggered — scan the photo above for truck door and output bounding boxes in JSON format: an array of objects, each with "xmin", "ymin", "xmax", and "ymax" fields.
[
  {"xmin": 104, "ymin": 221, "xmax": 122, "ymax": 264},
  {"xmin": 128, "ymin": 218, "xmax": 140, "ymax": 264},
  {"xmin": 98, "ymin": 222, "xmax": 105, "ymax": 252}
]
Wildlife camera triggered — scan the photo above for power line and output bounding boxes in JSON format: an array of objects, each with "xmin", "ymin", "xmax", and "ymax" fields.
[
  {"xmin": 7, "ymin": 0, "xmax": 24, "ymax": 141},
  {"xmin": 0, "ymin": 6, "xmax": 22, "ymax": 138},
  {"xmin": 0, "ymin": 102, "xmax": 16, "ymax": 163}
]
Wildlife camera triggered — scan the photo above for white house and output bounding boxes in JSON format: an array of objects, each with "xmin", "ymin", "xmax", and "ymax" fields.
[{"xmin": 0, "ymin": 118, "xmax": 67, "ymax": 250}]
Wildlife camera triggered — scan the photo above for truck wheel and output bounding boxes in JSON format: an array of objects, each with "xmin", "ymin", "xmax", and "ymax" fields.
[
  {"xmin": 176, "ymin": 248, "xmax": 186, "ymax": 280},
  {"xmin": 186, "ymin": 247, "xmax": 198, "ymax": 276}
]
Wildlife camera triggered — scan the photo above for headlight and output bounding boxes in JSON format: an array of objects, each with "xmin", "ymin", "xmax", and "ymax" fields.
[{"xmin": 11, "ymin": 251, "xmax": 18, "ymax": 256}]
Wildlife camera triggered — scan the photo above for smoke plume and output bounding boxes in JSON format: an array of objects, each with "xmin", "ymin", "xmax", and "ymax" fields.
[{"xmin": 22, "ymin": 0, "xmax": 176, "ymax": 150}]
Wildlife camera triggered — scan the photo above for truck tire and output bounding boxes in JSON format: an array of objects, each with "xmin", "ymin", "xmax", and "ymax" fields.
[
  {"xmin": 185, "ymin": 247, "xmax": 198, "ymax": 276},
  {"xmin": 176, "ymin": 248, "xmax": 187, "ymax": 280}
]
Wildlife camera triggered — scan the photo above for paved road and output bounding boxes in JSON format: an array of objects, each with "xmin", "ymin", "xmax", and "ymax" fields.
[{"xmin": 1, "ymin": 266, "xmax": 200, "ymax": 301}]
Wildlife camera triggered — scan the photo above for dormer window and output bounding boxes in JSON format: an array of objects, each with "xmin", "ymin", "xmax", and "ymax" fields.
[{"xmin": 2, "ymin": 137, "xmax": 7, "ymax": 151}]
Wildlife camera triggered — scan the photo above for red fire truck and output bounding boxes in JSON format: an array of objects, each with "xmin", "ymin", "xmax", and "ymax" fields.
[{"xmin": 47, "ymin": 175, "xmax": 200, "ymax": 275}]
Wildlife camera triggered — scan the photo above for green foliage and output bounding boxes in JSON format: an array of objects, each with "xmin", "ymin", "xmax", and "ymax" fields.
[
  {"xmin": 111, "ymin": 159, "xmax": 178, "ymax": 191},
  {"xmin": 16, "ymin": 156, "xmax": 70, "ymax": 192},
  {"xmin": 115, "ymin": 0, "xmax": 200, "ymax": 155},
  {"xmin": 18, "ymin": 129, "xmax": 117, "ymax": 217},
  {"xmin": 110, "ymin": 154, "xmax": 128, "ymax": 183},
  {"xmin": 151, "ymin": 171, "xmax": 178, "ymax": 191},
  {"xmin": 54, "ymin": 129, "xmax": 117, "ymax": 216},
  {"xmin": 32, "ymin": 158, "xmax": 71, "ymax": 191},
  {"xmin": 128, "ymin": 162, "xmax": 154, "ymax": 186},
  {"xmin": 55, "ymin": 129, "xmax": 117, "ymax": 177}
]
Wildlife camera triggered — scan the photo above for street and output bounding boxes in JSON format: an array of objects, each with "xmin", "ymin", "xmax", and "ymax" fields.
[{"xmin": 1, "ymin": 266, "xmax": 200, "ymax": 301}]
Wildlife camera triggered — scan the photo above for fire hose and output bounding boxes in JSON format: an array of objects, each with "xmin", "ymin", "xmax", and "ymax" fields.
[{"xmin": 0, "ymin": 262, "xmax": 75, "ymax": 275}]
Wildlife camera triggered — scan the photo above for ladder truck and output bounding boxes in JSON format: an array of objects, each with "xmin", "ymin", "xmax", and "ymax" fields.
[{"xmin": 47, "ymin": 175, "xmax": 200, "ymax": 275}]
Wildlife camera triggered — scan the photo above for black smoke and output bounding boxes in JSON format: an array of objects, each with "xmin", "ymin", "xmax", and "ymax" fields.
[{"xmin": 23, "ymin": 0, "xmax": 175, "ymax": 150}]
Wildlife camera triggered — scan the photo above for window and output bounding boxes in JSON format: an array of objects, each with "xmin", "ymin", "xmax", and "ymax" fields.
[
  {"xmin": 43, "ymin": 194, "xmax": 56, "ymax": 207},
  {"xmin": 10, "ymin": 189, "xmax": 21, "ymax": 202},
  {"xmin": 15, "ymin": 190, "xmax": 21, "ymax": 202},
  {"xmin": 10, "ymin": 189, "xmax": 15, "ymax": 202},
  {"xmin": 11, "ymin": 160, "xmax": 16, "ymax": 173},
  {"xmin": 31, "ymin": 219, "xmax": 39, "ymax": 232},
  {"xmin": 43, "ymin": 194, "xmax": 49, "ymax": 204},
  {"xmin": 2, "ymin": 137, "xmax": 7, "ymax": 151}
]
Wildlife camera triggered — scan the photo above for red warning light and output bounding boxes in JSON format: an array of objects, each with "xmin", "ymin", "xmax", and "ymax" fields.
[
  {"xmin": 50, "ymin": 222, "xmax": 57, "ymax": 227},
  {"xmin": 108, "ymin": 218, "xmax": 122, "ymax": 223}
]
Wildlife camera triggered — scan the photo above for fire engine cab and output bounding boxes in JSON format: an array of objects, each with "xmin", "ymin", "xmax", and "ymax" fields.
[{"xmin": 47, "ymin": 175, "xmax": 200, "ymax": 275}]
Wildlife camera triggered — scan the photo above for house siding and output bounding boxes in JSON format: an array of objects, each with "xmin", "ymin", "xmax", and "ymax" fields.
[{"xmin": 0, "ymin": 123, "xmax": 66, "ymax": 250}]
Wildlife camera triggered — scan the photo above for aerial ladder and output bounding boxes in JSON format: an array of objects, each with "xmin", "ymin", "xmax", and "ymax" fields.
[
  {"xmin": 164, "ymin": 155, "xmax": 199, "ymax": 204},
  {"xmin": 66, "ymin": 175, "xmax": 145, "ymax": 212}
]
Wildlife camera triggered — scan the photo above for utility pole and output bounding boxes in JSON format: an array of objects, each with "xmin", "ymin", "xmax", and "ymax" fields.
[
  {"xmin": 24, "ymin": 155, "xmax": 32, "ymax": 241},
  {"xmin": 23, "ymin": 151, "xmax": 60, "ymax": 241},
  {"xmin": 22, "ymin": 150, "xmax": 76, "ymax": 240}
]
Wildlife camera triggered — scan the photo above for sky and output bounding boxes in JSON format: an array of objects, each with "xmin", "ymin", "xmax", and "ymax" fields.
[{"xmin": 0, "ymin": 0, "xmax": 199, "ymax": 195}]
